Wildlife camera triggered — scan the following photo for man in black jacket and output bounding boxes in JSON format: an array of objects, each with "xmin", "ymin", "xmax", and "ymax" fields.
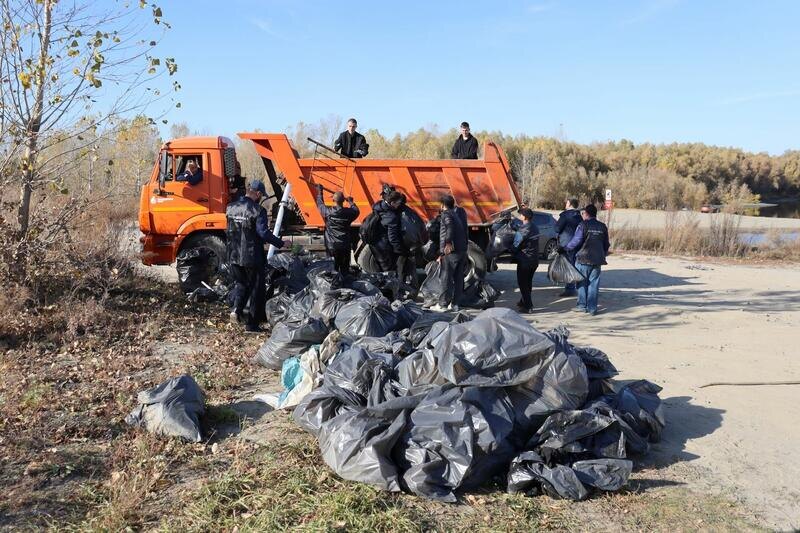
[
  {"xmin": 450, "ymin": 121, "xmax": 478, "ymax": 159},
  {"xmin": 334, "ymin": 118, "xmax": 369, "ymax": 158},
  {"xmin": 370, "ymin": 191, "xmax": 405, "ymax": 273},
  {"xmin": 226, "ymin": 180, "xmax": 285, "ymax": 332},
  {"xmin": 556, "ymin": 198, "xmax": 582, "ymax": 296},
  {"xmin": 562, "ymin": 204, "xmax": 610, "ymax": 316},
  {"xmin": 512, "ymin": 208, "xmax": 540, "ymax": 313},
  {"xmin": 316, "ymin": 184, "xmax": 359, "ymax": 275},
  {"xmin": 431, "ymin": 195, "xmax": 468, "ymax": 311}
]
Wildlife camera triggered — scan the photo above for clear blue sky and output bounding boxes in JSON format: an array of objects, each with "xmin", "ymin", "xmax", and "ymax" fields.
[{"xmin": 158, "ymin": 0, "xmax": 800, "ymax": 154}]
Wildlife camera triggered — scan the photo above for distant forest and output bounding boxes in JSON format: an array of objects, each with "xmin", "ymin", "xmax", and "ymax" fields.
[
  {"xmin": 62, "ymin": 119, "xmax": 797, "ymax": 212},
  {"xmin": 282, "ymin": 118, "xmax": 799, "ymax": 210}
]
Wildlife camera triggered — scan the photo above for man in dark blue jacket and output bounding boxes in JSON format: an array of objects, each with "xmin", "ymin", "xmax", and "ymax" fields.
[
  {"xmin": 316, "ymin": 184, "xmax": 359, "ymax": 275},
  {"xmin": 176, "ymin": 160, "xmax": 203, "ymax": 185},
  {"xmin": 512, "ymin": 208, "xmax": 540, "ymax": 313},
  {"xmin": 431, "ymin": 195, "xmax": 468, "ymax": 311},
  {"xmin": 556, "ymin": 198, "xmax": 582, "ymax": 296},
  {"xmin": 563, "ymin": 204, "xmax": 610, "ymax": 316},
  {"xmin": 370, "ymin": 191, "xmax": 405, "ymax": 273},
  {"xmin": 226, "ymin": 180, "xmax": 285, "ymax": 332}
]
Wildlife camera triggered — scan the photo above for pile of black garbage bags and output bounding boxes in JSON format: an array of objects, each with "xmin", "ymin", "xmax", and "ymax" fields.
[{"xmin": 251, "ymin": 254, "xmax": 664, "ymax": 503}]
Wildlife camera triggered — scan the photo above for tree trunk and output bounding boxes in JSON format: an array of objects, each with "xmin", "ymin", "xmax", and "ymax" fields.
[{"xmin": 16, "ymin": 0, "xmax": 53, "ymax": 239}]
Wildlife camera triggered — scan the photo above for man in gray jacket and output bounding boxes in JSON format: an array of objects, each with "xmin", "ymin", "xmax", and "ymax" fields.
[{"xmin": 431, "ymin": 194, "xmax": 468, "ymax": 311}]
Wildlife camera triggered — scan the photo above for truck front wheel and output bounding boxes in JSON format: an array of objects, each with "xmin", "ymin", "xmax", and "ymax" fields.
[{"xmin": 176, "ymin": 233, "xmax": 226, "ymax": 293}]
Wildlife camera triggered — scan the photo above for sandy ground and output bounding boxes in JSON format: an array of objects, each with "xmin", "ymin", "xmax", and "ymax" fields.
[
  {"xmin": 488, "ymin": 255, "xmax": 800, "ymax": 529},
  {"xmin": 540, "ymin": 207, "xmax": 800, "ymax": 232}
]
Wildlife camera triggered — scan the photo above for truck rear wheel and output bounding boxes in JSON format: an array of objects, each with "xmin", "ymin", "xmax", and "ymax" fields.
[
  {"xmin": 177, "ymin": 233, "xmax": 226, "ymax": 293},
  {"xmin": 466, "ymin": 240, "xmax": 487, "ymax": 278},
  {"xmin": 356, "ymin": 245, "xmax": 381, "ymax": 273}
]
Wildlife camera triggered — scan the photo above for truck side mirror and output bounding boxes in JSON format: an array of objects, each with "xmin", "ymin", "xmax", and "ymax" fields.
[{"xmin": 158, "ymin": 150, "xmax": 168, "ymax": 191}]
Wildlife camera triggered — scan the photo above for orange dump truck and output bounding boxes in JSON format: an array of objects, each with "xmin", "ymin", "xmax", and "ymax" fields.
[{"xmin": 138, "ymin": 132, "xmax": 522, "ymax": 283}]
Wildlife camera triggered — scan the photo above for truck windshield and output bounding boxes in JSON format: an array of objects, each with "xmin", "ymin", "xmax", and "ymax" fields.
[{"xmin": 159, "ymin": 151, "xmax": 173, "ymax": 182}]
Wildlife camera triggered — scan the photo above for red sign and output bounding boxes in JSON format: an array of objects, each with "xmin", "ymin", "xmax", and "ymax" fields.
[{"xmin": 604, "ymin": 199, "xmax": 613, "ymax": 210}]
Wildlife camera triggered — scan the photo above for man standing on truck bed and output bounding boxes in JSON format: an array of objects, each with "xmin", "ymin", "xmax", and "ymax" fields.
[
  {"xmin": 451, "ymin": 121, "xmax": 478, "ymax": 159},
  {"xmin": 226, "ymin": 180, "xmax": 285, "ymax": 333},
  {"xmin": 316, "ymin": 184, "xmax": 359, "ymax": 276},
  {"xmin": 431, "ymin": 195, "xmax": 468, "ymax": 312},
  {"xmin": 334, "ymin": 118, "xmax": 369, "ymax": 158}
]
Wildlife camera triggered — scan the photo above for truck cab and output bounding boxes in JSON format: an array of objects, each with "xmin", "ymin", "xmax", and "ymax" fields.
[{"xmin": 139, "ymin": 136, "xmax": 236, "ymax": 270}]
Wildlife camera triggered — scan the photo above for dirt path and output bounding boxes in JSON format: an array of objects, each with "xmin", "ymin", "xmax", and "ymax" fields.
[{"xmin": 488, "ymin": 254, "xmax": 800, "ymax": 529}]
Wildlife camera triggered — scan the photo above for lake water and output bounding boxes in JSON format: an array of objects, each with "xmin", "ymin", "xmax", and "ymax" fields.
[
  {"xmin": 739, "ymin": 231, "xmax": 800, "ymax": 247},
  {"xmin": 753, "ymin": 200, "xmax": 800, "ymax": 219}
]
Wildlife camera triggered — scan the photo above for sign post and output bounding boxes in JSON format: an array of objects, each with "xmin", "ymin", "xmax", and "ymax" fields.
[{"xmin": 603, "ymin": 189, "xmax": 613, "ymax": 225}]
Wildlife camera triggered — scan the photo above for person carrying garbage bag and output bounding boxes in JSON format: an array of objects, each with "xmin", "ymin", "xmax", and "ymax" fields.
[
  {"xmin": 226, "ymin": 179, "xmax": 285, "ymax": 333},
  {"xmin": 316, "ymin": 184, "xmax": 359, "ymax": 276},
  {"xmin": 556, "ymin": 198, "xmax": 582, "ymax": 296},
  {"xmin": 430, "ymin": 195, "xmax": 468, "ymax": 312},
  {"xmin": 512, "ymin": 208, "xmax": 540, "ymax": 314},
  {"xmin": 561, "ymin": 204, "xmax": 610, "ymax": 316}
]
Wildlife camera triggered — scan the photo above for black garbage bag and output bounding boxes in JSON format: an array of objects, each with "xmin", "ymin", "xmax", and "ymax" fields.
[
  {"xmin": 310, "ymin": 288, "xmax": 360, "ymax": 327},
  {"xmin": 349, "ymin": 278, "xmax": 382, "ymax": 296},
  {"xmin": 431, "ymin": 308, "xmax": 560, "ymax": 388},
  {"xmin": 125, "ymin": 375, "xmax": 205, "ymax": 442},
  {"xmin": 357, "ymin": 271, "xmax": 415, "ymax": 300},
  {"xmin": 293, "ymin": 384, "xmax": 366, "ymax": 438},
  {"xmin": 264, "ymin": 292, "xmax": 293, "ymax": 327},
  {"xmin": 507, "ymin": 451, "xmax": 632, "ymax": 500},
  {"xmin": 460, "ymin": 270, "xmax": 500, "ymax": 309},
  {"xmin": 506, "ymin": 451, "xmax": 589, "ymax": 500},
  {"xmin": 395, "ymin": 346, "xmax": 448, "ymax": 393},
  {"xmin": 176, "ymin": 248, "xmax": 212, "ymax": 293},
  {"xmin": 187, "ymin": 286, "xmax": 219, "ymax": 303},
  {"xmin": 316, "ymin": 394, "xmax": 422, "ymax": 492},
  {"xmin": 268, "ymin": 253, "xmax": 308, "ymax": 294},
  {"xmin": 286, "ymin": 286, "xmax": 315, "ymax": 317},
  {"xmin": 334, "ymin": 295, "xmax": 399, "ymax": 338},
  {"xmin": 323, "ymin": 346, "xmax": 397, "ymax": 395},
  {"xmin": 397, "ymin": 385, "xmax": 519, "ymax": 502},
  {"xmin": 486, "ymin": 217, "xmax": 521, "ymax": 260},
  {"xmin": 305, "ymin": 258, "xmax": 336, "ymax": 276},
  {"xmin": 401, "ymin": 208, "xmax": 428, "ymax": 251},
  {"xmin": 597, "ymin": 380, "xmax": 666, "ymax": 443},
  {"xmin": 418, "ymin": 261, "xmax": 444, "ymax": 307},
  {"xmin": 392, "ymin": 300, "xmax": 424, "ymax": 329},
  {"xmin": 350, "ymin": 330, "xmax": 414, "ymax": 357},
  {"xmin": 310, "ymin": 270, "xmax": 345, "ymax": 296},
  {"xmin": 254, "ymin": 315, "xmax": 329, "ymax": 369},
  {"xmin": 548, "ymin": 252, "xmax": 585, "ymax": 285},
  {"xmin": 526, "ymin": 409, "xmax": 627, "ymax": 464},
  {"xmin": 572, "ymin": 459, "xmax": 633, "ymax": 491},
  {"xmin": 407, "ymin": 310, "xmax": 471, "ymax": 347}
]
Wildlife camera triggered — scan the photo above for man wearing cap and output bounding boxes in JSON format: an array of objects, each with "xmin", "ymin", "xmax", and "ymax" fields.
[
  {"xmin": 450, "ymin": 122, "xmax": 478, "ymax": 159},
  {"xmin": 561, "ymin": 204, "xmax": 610, "ymax": 316},
  {"xmin": 226, "ymin": 179, "xmax": 286, "ymax": 332},
  {"xmin": 316, "ymin": 184, "xmax": 360, "ymax": 275},
  {"xmin": 511, "ymin": 208, "xmax": 540, "ymax": 313}
]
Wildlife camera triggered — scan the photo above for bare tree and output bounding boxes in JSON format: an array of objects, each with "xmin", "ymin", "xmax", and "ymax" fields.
[{"xmin": 0, "ymin": 0, "xmax": 178, "ymax": 239}]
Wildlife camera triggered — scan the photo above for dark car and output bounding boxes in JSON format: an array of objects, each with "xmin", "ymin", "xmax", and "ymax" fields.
[{"xmin": 486, "ymin": 211, "xmax": 559, "ymax": 269}]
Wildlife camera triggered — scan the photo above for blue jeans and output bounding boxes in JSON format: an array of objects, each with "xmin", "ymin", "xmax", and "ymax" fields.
[{"xmin": 575, "ymin": 263, "xmax": 601, "ymax": 314}]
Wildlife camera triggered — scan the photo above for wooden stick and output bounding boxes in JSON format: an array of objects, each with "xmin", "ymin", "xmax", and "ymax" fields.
[{"xmin": 699, "ymin": 381, "xmax": 800, "ymax": 388}]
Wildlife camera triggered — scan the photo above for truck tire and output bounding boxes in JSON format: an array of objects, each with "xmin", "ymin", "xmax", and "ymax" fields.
[
  {"xmin": 466, "ymin": 240, "xmax": 487, "ymax": 278},
  {"xmin": 177, "ymin": 233, "xmax": 226, "ymax": 293}
]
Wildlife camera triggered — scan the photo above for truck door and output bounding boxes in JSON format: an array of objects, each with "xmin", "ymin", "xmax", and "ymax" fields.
[{"xmin": 149, "ymin": 151, "xmax": 211, "ymax": 235}]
